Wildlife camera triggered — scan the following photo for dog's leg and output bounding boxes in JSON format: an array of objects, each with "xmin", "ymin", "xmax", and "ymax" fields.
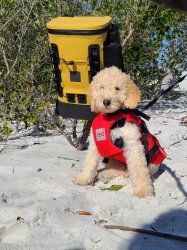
[
  {"xmin": 73, "ymin": 133, "xmax": 101, "ymax": 186},
  {"xmin": 148, "ymin": 163, "xmax": 160, "ymax": 177},
  {"xmin": 120, "ymin": 123, "xmax": 154, "ymax": 197}
]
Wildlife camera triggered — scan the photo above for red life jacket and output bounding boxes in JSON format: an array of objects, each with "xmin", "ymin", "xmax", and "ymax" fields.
[{"xmin": 92, "ymin": 111, "xmax": 167, "ymax": 165}]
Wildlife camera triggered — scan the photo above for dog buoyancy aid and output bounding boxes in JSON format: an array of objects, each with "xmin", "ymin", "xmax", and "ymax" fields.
[{"xmin": 92, "ymin": 111, "xmax": 167, "ymax": 165}]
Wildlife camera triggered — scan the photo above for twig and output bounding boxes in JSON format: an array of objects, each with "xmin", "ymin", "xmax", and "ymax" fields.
[
  {"xmin": 177, "ymin": 197, "xmax": 187, "ymax": 206},
  {"xmin": 77, "ymin": 121, "xmax": 92, "ymax": 150},
  {"xmin": 2, "ymin": 48, "xmax": 10, "ymax": 73},
  {"xmin": 122, "ymin": 18, "xmax": 134, "ymax": 47},
  {"xmin": 57, "ymin": 157, "xmax": 80, "ymax": 162},
  {"xmin": 47, "ymin": 105, "xmax": 91, "ymax": 150},
  {"xmin": 0, "ymin": 139, "xmax": 8, "ymax": 153},
  {"xmin": 46, "ymin": 107, "xmax": 78, "ymax": 148},
  {"xmin": 104, "ymin": 225, "xmax": 187, "ymax": 242},
  {"xmin": 0, "ymin": 8, "xmax": 22, "ymax": 32},
  {"xmin": 0, "ymin": 0, "xmax": 38, "ymax": 86},
  {"xmin": 72, "ymin": 119, "xmax": 78, "ymax": 142}
]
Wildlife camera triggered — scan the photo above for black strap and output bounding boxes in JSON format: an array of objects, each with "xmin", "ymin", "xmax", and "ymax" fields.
[
  {"xmin": 127, "ymin": 109, "xmax": 150, "ymax": 121},
  {"xmin": 142, "ymin": 74, "xmax": 187, "ymax": 111},
  {"xmin": 141, "ymin": 119, "xmax": 160, "ymax": 165},
  {"xmin": 148, "ymin": 140, "xmax": 159, "ymax": 164},
  {"xmin": 142, "ymin": 134, "xmax": 159, "ymax": 165},
  {"xmin": 142, "ymin": 132, "xmax": 149, "ymax": 164},
  {"xmin": 109, "ymin": 109, "xmax": 150, "ymax": 121}
]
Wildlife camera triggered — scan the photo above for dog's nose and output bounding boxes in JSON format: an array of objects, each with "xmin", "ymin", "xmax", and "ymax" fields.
[{"xmin": 103, "ymin": 99, "xmax": 111, "ymax": 107}]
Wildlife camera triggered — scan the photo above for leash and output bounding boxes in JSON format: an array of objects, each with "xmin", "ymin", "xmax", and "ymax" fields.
[
  {"xmin": 142, "ymin": 74, "xmax": 187, "ymax": 111},
  {"xmin": 112, "ymin": 75, "xmax": 187, "ymax": 121}
]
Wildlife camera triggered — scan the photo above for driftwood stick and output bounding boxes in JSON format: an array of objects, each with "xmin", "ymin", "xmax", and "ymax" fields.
[
  {"xmin": 104, "ymin": 225, "xmax": 187, "ymax": 242},
  {"xmin": 57, "ymin": 156, "xmax": 80, "ymax": 162},
  {"xmin": 77, "ymin": 120, "xmax": 92, "ymax": 150}
]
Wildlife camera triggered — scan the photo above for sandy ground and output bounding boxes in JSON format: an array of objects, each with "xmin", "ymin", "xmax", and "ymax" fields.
[{"xmin": 0, "ymin": 85, "xmax": 187, "ymax": 250}]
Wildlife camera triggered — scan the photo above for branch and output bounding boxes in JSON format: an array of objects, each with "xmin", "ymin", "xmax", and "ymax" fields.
[
  {"xmin": 0, "ymin": 0, "xmax": 38, "ymax": 86},
  {"xmin": 0, "ymin": 8, "xmax": 22, "ymax": 32},
  {"xmin": 77, "ymin": 121, "xmax": 92, "ymax": 150},
  {"xmin": 104, "ymin": 225, "xmax": 187, "ymax": 242},
  {"xmin": 2, "ymin": 48, "xmax": 10, "ymax": 73},
  {"xmin": 122, "ymin": 19, "xmax": 134, "ymax": 47},
  {"xmin": 0, "ymin": 139, "xmax": 8, "ymax": 153},
  {"xmin": 46, "ymin": 107, "xmax": 78, "ymax": 149}
]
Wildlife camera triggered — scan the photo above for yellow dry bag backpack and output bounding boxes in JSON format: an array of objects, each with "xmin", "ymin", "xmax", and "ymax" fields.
[{"xmin": 47, "ymin": 16, "xmax": 124, "ymax": 120}]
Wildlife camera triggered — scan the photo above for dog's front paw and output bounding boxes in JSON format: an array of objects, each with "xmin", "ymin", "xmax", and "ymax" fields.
[
  {"xmin": 72, "ymin": 172, "xmax": 96, "ymax": 186},
  {"xmin": 133, "ymin": 185, "xmax": 154, "ymax": 198}
]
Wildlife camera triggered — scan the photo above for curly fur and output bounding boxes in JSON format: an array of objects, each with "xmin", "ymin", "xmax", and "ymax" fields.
[{"xmin": 73, "ymin": 66, "xmax": 159, "ymax": 197}]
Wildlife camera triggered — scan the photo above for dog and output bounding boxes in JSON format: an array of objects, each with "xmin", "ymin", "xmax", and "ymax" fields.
[{"xmin": 73, "ymin": 66, "xmax": 167, "ymax": 197}]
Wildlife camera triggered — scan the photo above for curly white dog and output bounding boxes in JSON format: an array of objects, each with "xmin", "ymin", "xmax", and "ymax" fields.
[{"xmin": 73, "ymin": 66, "xmax": 166, "ymax": 198}]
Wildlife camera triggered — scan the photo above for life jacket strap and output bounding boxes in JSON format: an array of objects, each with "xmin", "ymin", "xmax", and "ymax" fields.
[
  {"xmin": 148, "ymin": 140, "xmax": 159, "ymax": 164},
  {"xmin": 108, "ymin": 109, "xmax": 150, "ymax": 121}
]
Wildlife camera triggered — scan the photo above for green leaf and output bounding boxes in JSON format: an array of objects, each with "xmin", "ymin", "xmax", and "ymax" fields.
[{"xmin": 102, "ymin": 185, "xmax": 124, "ymax": 191}]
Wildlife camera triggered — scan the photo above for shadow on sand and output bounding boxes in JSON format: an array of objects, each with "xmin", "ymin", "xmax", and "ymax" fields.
[
  {"xmin": 118, "ymin": 163, "xmax": 187, "ymax": 250},
  {"xmin": 118, "ymin": 209, "xmax": 187, "ymax": 250}
]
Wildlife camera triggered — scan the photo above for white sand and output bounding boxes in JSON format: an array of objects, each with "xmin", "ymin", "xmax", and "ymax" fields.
[{"xmin": 0, "ymin": 93, "xmax": 187, "ymax": 250}]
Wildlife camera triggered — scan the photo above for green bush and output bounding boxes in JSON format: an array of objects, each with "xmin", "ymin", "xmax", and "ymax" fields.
[{"xmin": 0, "ymin": 0, "xmax": 186, "ymax": 139}]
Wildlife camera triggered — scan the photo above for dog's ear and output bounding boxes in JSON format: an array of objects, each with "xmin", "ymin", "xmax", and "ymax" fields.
[
  {"xmin": 123, "ymin": 76, "xmax": 141, "ymax": 109},
  {"xmin": 87, "ymin": 83, "xmax": 98, "ymax": 113}
]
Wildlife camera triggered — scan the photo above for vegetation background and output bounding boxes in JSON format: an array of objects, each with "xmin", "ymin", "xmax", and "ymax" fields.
[{"xmin": 0, "ymin": 0, "xmax": 186, "ymax": 140}]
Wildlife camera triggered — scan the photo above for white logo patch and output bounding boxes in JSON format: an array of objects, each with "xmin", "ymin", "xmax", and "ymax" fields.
[{"xmin": 96, "ymin": 128, "xmax": 106, "ymax": 141}]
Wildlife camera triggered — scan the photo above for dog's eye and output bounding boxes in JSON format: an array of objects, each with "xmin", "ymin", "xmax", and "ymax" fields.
[{"xmin": 115, "ymin": 87, "xmax": 120, "ymax": 91}]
